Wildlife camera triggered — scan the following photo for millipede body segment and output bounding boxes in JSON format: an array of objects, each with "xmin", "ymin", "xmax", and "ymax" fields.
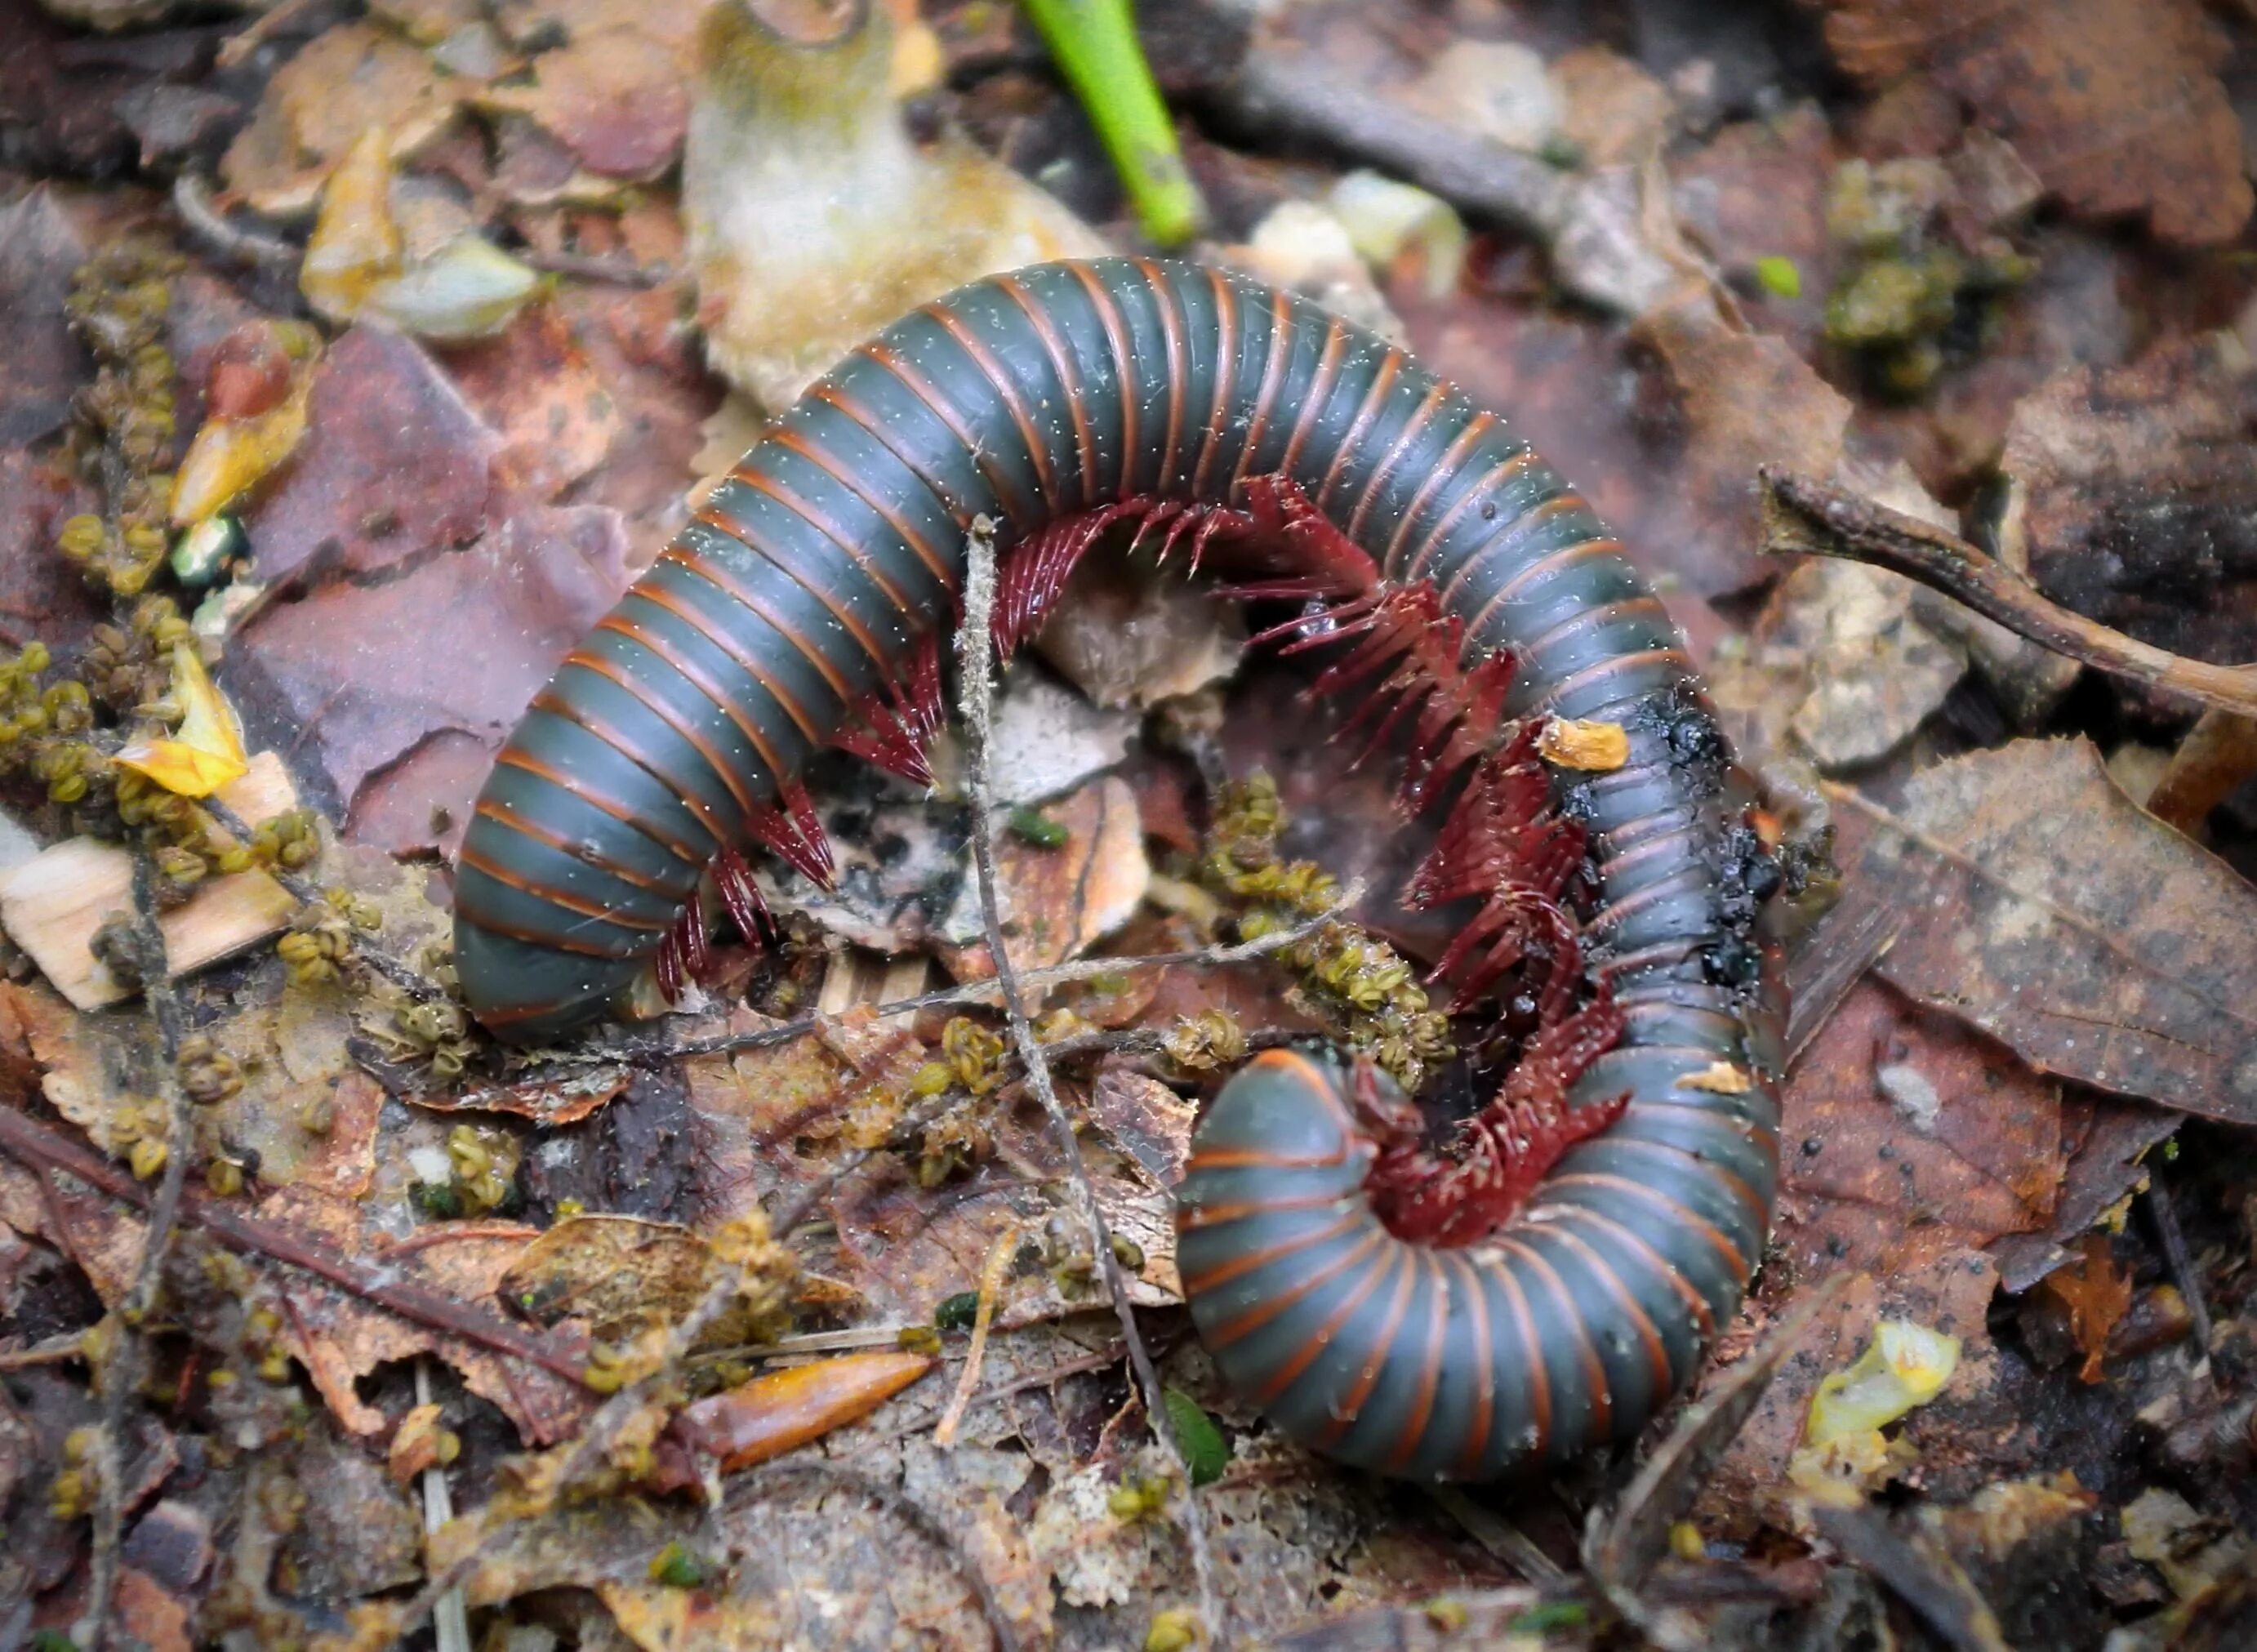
[{"xmin": 454, "ymin": 257, "xmax": 1787, "ymax": 1481}]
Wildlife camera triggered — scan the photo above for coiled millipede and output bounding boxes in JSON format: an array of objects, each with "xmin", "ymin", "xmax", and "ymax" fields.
[{"xmin": 454, "ymin": 257, "xmax": 1787, "ymax": 1481}]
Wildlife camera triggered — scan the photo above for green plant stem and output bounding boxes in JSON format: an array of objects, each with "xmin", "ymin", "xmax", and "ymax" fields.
[{"xmin": 1020, "ymin": 0, "xmax": 1205, "ymax": 247}]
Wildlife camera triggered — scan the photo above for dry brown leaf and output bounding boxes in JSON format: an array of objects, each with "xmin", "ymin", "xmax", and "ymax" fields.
[
  {"xmin": 250, "ymin": 1189, "xmax": 590, "ymax": 1442},
  {"xmin": 479, "ymin": 26, "xmax": 690, "ymax": 181},
  {"xmin": 1819, "ymin": 0, "xmax": 2252, "ymax": 246},
  {"xmin": 1833, "ymin": 738, "xmax": 2257, "ymax": 1124},
  {"xmin": 937, "ymin": 777, "xmax": 1151, "ymax": 981},
  {"xmin": 2037, "ymin": 1232, "xmax": 2133, "ymax": 1383},
  {"xmin": 1633, "ymin": 293, "xmax": 1854, "ymax": 595},
  {"xmin": 220, "ymin": 23, "xmax": 475, "ymax": 215},
  {"xmin": 1777, "ymin": 977, "xmax": 2064, "ymax": 1276}
]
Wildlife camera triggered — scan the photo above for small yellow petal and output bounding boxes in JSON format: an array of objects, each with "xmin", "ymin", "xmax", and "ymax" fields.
[
  {"xmin": 1805, "ymin": 1320, "xmax": 1960, "ymax": 1448},
  {"xmin": 114, "ymin": 644, "xmax": 249, "ymax": 799},
  {"xmin": 170, "ymin": 384, "xmax": 310, "ymax": 527},
  {"xmin": 1678, "ymin": 1060, "xmax": 1754, "ymax": 1094},
  {"xmin": 300, "ymin": 127, "xmax": 403, "ymax": 323},
  {"xmin": 1538, "ymin": 717, "xmax": 1631, "ymax": 772}
]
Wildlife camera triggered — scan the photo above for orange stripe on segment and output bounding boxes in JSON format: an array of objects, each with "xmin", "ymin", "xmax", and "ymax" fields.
[
  {"xmin": 1064, "ymin": 263, "xmax": 1138, "ymax": 499},
  {"xmin": 1534, "ymin": 648, "xmax": 1694, "ymax": 719},
  {"xmin": 1277, "ymin": 314, "xmax": 1349, "ymax": 484},
  {"xmin": 727, "ymin": 461, "xmax": 919, "ymax": 621},
  {"xmin": 1190, "ymin": 267, "xmax": 1240, "ymax": 498},
  {"xmin": 561, "ymin": 645, "xmax": 764, "ymax": 829},
  {"xmin": 495, "ymin": 748, "xmax": 706, "ymax": 868},
  {"xmin": 1487, "ymin": 1253, "xmax": 1553, "ymax": 1457},
  {"xmin": 1315, "ymin": 349, "xmax": 1405, "ymax": 514},
  {"xmin": 809, "ymin": 381, "xmax": 976, "ymax": 528},
  {"xmin": 1583, "ymin": 865, "xmax": 1713, "ymax": 937},
  {"xmin": 1450, "ymin": 1253, "xmax": 1496, "ymax": 1478},
  {"xmin": 1546, "ymin": 1226, "xmax": 1675, "ymax": 1395},
  {"xmin": 1247, "ymin": 1047, "xmax": 1356, "ymax": 1129},
  {"xmin": 769, "ymin": 425, "xmax": 956, "ymax": 594},
  {"xmin": 1346, "ymin": 380, "xmax": 1449, "ymax": 544},
  {"xmin": 1503, "ymin": 1239, "xmax": 1612, "ymax": 1440},
  {"xmin": 591, "ymin": 614, "xmax": 801, "ymax": 825},
  {"xmin": 1381, "ymin": 412, "xmax": 1497, "ymax": 572},
  {"xmin": 1254, "ymin": 1238, "xmax": 1399, "ymax": 1408},
  {"xmin": 456, "ymin": 841, "xmax": 671, "ymax": 933},
  {"xmin": 1228, "ymin": 289, "xmax": 1298, "ymax": 504},
  {"xmin": 1179, "ymin": 1207, "xmax": 1363, "ymax": 1296},
  {"xmin": 1133, "ymin": 258, "xmax": 1189, "ymax": 496},
  {"xmin": 665, "ymin": 540, "xmax": 859, "ymax": 710},
  {"xmin": 855, "ymin": 341, "xmax": 1035, "ymax": 528},
  {"xmin": 1206, "ymin": 1226, "xmax": 1386, "ymax": 1348},
  {"xmin": 450, "ymin": 906, "xmax": 638, "ymax": 962},
  {"xmin": 1557, "ymin": 1206, "xmax": 1716, "ymax": 1343},
  {"xmin": 1317, "ymin": 1246, "xmax": 1418, "ymax": 1449},
  {"xmin": 921, "ymin": 302, "xmax": 1057, "ymax": 514},
  {"xmin": 630, "ymin": 567, "xmax": 826, "ymax": 747},
  {"xmin": 1544, "ymin": 1170, "xmax": 1756, "ymax": 1284},
  {"xmin": 1516, "ymin": 596, "xmax": 1670, "ymax": 670},
  {"xmin": 1177, "ymin": 1187, "xmax": 1351, "ymax": 1232},
  {"xmin": 1402, "ymin": 448, "xmax": 1534, "ymax": 585},
  {"xmin": 529, "ymin": 688, "xmax": 732, "ymax": 845},
  {"xmin": 1183, "ymin": 1143, "xmax": 1356, "ymax": 1174},
  {"xmin": 689, "ymin": 501, "xmax": 893, "ymax": 682},
  {"xmin": 1384, "ymin": 1251, "xmax": 1450, "ymax": 1473},
  {"xmin": 995, "ymin": 275, "xmax": 1097, "ymax": 505},
  {"xmin": 471, "ymin": 799, "xmax": 679, "ymax": 897},
  {"xmin": 1439, "ymin": 495, "xmax": 1599, "ymax": 611}
]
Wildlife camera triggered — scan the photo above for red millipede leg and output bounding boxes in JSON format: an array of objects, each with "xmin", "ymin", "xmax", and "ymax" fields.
[
  {"xmin": 834, "ymin": 630, "xmax": 946, "ymax": 786},
  {"xmin": 713, "ymin": 845, "xmax": 776, "ymax": 947},
  {"xmin": 1365, "ymin": 986, "xmax": 1627, "ymax": 1247},
  {"xmin": 745, "ymin": 775, "xmax": 835, "ymax": 889}
]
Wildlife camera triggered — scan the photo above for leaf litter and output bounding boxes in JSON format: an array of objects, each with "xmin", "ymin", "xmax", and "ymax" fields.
[{"xmin": 5, "ymin": 0, "xmax": 2257, "ymax": 1648}]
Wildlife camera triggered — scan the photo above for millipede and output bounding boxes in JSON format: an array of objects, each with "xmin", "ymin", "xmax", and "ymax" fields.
[{"xmin": 453, "ymin": 256, "xmax": 1787, "ymax": 1482}]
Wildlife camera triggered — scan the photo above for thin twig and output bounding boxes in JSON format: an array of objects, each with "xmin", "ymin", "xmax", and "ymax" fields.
[
  {"xmin": 0, "ymin": 1331, "xmax": 87, "ymax": 1369},
  {"xmin": 933, "ymin": 1224, "xmax": 1020, "ymax": 1447},
  {"xmin": 416, "ymin": 1359, "xmax": 474, "ymax": 1652},
  {"xmin": 171, "ymin": 174, "xmax": 299, "ymax": 273},
  {"xmin": 0, "ymin": 1106, "xmax": 590, "ymax": 1384},
  {"xmin": 2143, "ymin": 1174, "xmax": 2216, "ymax": 1379},
  {"xmin": 1208, "ymin": 46, "xmax": 1571, "ymax": 238},
  {"xmin": 77, "ymin": 856, "xmax": 194, "ymax": 1650},
  {"xmin": 952, "ymin": 515, "xmax": 1224, "ymax": 1642},
  {"xmin": 1758, "ymin": 467, "xmax": 2257, "ymax": 718},
  {"xmin": 515, "ymin": 248, "xmax": 673, "ymax": 288},
  {"xmin": 501, "ymin": 900, "xmax": 1357, "ymax": 1080}
]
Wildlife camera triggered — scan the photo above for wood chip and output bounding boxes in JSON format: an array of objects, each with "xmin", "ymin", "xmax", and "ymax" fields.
[{"xmin": 0, "ymin": 751, "xmax": 300, "ymax": 1010}]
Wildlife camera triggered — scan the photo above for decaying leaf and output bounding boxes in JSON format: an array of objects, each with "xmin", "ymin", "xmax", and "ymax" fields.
[
  {"xmin": 1819, "ymin": 0, "xmax": 2252, "ymax": 246},
  {"xmin": 937, "ymin": 777, "xmax": 1151, "ymax": 981},
  {"xmin": 1633, "ymin": 292, "xmax": 1854, "ymax": 595},
  {"xmin": 1777, "ymin": 977, "xmax": 2064, "ymax": 1275},
  {"xmin": 222, "ymin": 24, "xmax": 474, "ymax": 216},
  {"xmin": 1832, "ymin": 739, "xmax": 2257, "ymax": 1124},
  {"xmin": 2037, "ymin": 1232, "xmax": 2133, "ymax": 1383}
]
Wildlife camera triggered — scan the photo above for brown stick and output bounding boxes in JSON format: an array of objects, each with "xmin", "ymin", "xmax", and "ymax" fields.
[
  {"xmin": 1757, "ymin": 467, "xmax": 2257, "ymax": 719},
  {"xmin": 0, "ymin": 1104, "xmax": 591, "ymax": 1387}
]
